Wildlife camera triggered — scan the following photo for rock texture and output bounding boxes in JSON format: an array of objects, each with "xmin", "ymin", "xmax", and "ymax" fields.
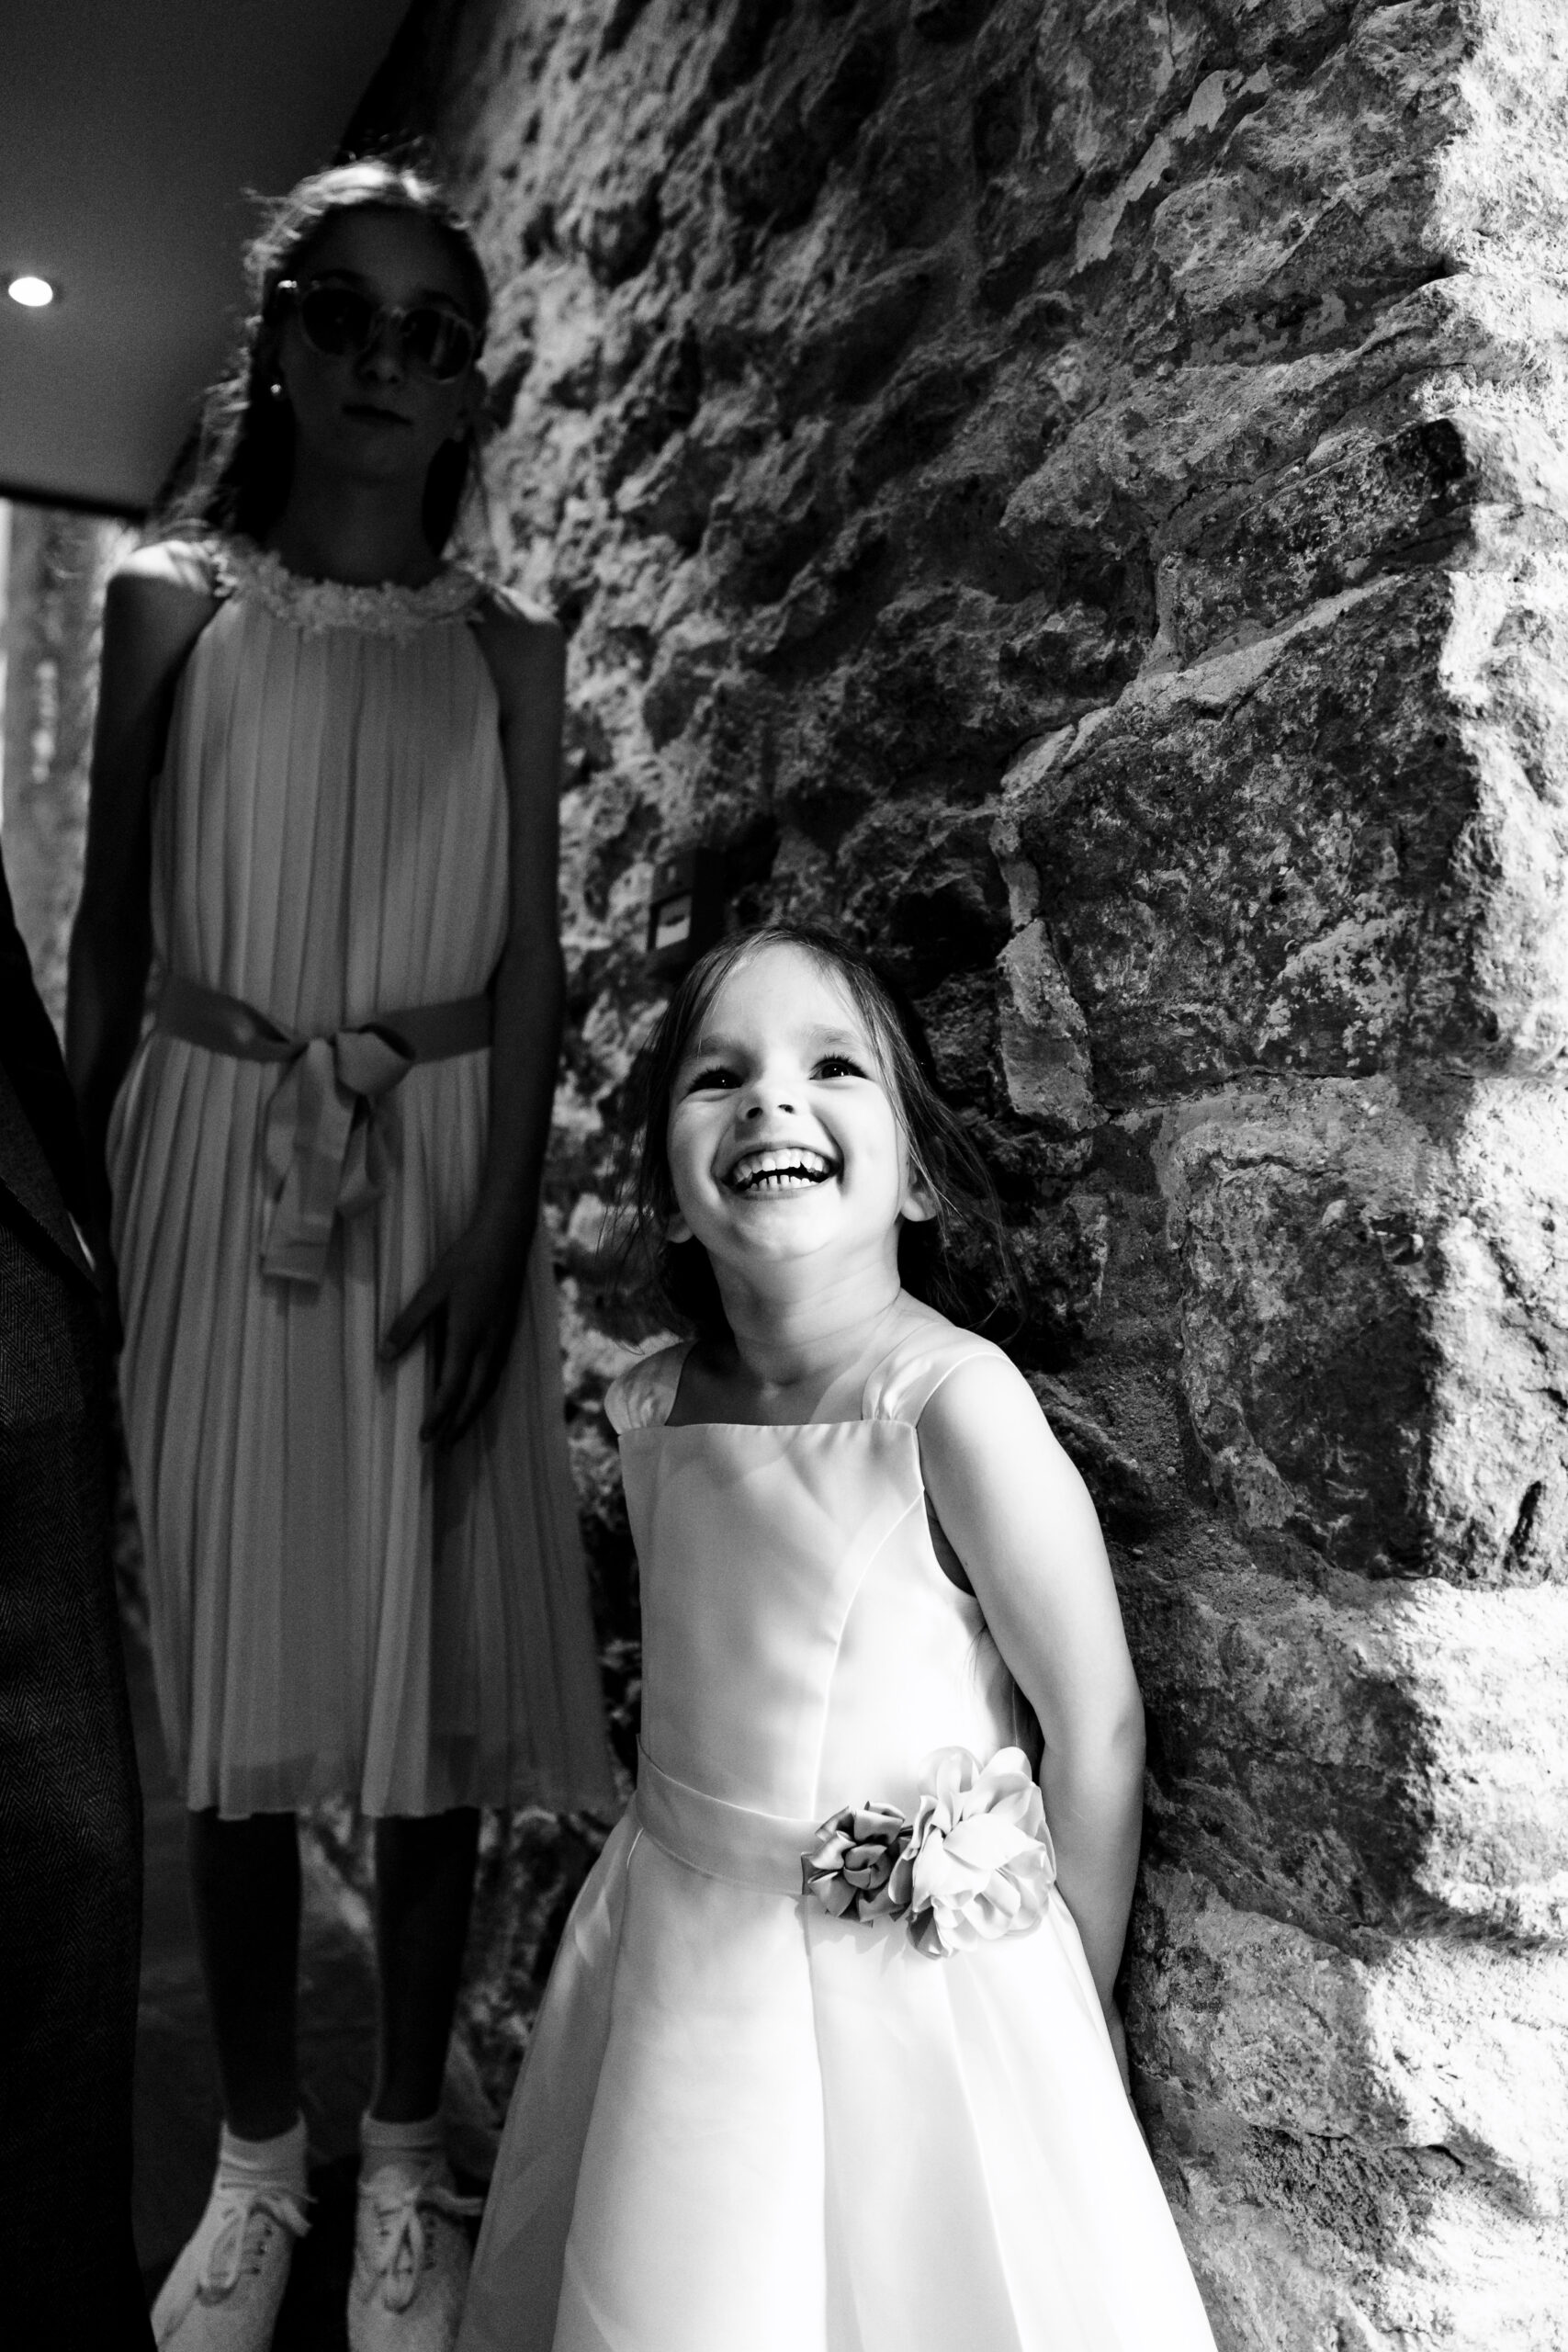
[
  {"xmin": 354, "ymin": 1, "xmax": 1568, "ymax": 2339},
  {"xmin": 0, "ymin": 503, "xmax": 127, "ymax": 1024}
]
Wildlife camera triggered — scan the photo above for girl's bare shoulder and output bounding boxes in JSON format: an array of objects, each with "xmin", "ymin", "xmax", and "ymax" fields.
[
  {"xmin": 112, "ymin": 537, "xmax": 224, "ymax": 601},
  {"xmin": 101, "ymin": 540, "xmax": 223, "ymax": 680}
]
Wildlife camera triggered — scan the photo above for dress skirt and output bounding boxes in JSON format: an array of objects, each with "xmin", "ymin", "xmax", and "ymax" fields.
[{"xmin": 461, "ymin": 1804, "xmax": 1217, "ymax": 2352}]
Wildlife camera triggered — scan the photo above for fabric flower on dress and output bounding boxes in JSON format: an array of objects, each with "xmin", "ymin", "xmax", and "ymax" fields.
[
  {"xmin": 801, "ymin": 1748, "xmax": 1055, "ymax": 1958},
  {"xmin": 904, "ymin": 1747, "xmax": 1056, "ymax": 1959},
  {"xmin": 801, "ymin": 1802, "xmax": 914, "ymax": 1922}
]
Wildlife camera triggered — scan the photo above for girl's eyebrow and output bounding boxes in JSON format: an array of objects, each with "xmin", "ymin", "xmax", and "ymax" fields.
[
  {"xmin": 680, "ymin": 1022, "xmax": 871, "ymax": 1062},
  {"xmin": 802, "ymin": 1024, "xmax": 871, "ymax": 1053},
  {"xmin": 680, "ymin": 1030, "xmax": 744, "ymax": 1061}
]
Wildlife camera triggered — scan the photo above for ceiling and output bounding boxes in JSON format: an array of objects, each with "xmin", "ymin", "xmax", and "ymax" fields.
[{"xmin": 0, "ymin": 0, "xmax": 413, "ymax": 516}]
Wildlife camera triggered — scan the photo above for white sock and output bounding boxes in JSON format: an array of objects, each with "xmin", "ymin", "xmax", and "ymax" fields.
[
  {"xmin": 360, "ymin": 2108, "xmax": 445, "ymax": 2183},
  {"xmin": 218, "ymin": 2114, "xmax": 309, "ymax": 2199}
]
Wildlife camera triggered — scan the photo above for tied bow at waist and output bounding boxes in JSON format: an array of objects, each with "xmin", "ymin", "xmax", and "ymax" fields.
[
  {"xmin": 635, "ymin": 1742, "xmax": 1056, "ymax": 1960},
  {"xmin": 155, "ymin": 973, "xmax": 492, "ymax": 1288}
]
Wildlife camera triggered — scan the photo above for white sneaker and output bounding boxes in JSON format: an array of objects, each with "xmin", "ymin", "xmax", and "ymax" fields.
[
  {"xmin": 347, "ymin": 2159, "xmax": 483, "ymax": 2352},
  {"xmin": 151, "ymin": 2179, "xmax": 310, "ymax": 2350}
]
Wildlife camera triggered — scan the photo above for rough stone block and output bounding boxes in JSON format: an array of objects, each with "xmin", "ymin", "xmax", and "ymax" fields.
[
  {"xmin": 1156, "ymin": 1075, "xmax": 1568, "ymax": 1582},
  {"xmin": 1010, "ymin": 568, "xmax": 1568, "ymax": 1097},
  {"xmin": 1132, "ymin": 1867, "xmax": 1568, "ymax": 2346},
  {"xmin": 996, "ymin": 917, "xmax": 1096, "ymax": 1152},
  {"xmin": 1123, "ymin": 1546, "xmax": 1568, "ymax": 1941}
]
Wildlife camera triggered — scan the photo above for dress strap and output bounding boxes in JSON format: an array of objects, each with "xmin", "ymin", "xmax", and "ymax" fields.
[
  {"xmin": 861, "ymin": 1317, "xmax": 1016, "ymax": 1426},
  {"xmin": 605, "ymin": 1341, "xmax": 693, "ymax": 1434}
]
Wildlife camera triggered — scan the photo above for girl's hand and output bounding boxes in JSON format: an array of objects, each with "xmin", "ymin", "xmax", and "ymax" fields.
[{"xmin": 381, "ymin": 1212, "xmax": 531, "ymax": 1445}]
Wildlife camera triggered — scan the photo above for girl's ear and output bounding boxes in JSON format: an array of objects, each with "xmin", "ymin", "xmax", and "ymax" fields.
[
  {"xmin": 666, "ymin": 1208, "xmax": 694, "ymax": 1244},
  {"xmin": 448, "ymin": 378, "xmax": 482, "ymax": 446},
  {"xmin": 899, "ymin": 1171, "xmax": 938, "ymax": 1226}
]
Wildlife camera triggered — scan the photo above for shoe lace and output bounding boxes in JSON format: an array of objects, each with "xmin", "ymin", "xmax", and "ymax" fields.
[
  {"xmin": 365, "ymin": 2171, "xmax": 483, "ymax": 2313},
  {"xmin": 199, "ymin": 2183, "xmax": 310, "ymax": 2300}
]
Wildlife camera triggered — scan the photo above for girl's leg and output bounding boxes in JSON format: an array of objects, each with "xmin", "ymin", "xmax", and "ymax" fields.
[
  {"xmin": 152, "ymin": 1815, "xmax": 308, "ymax": 2346},
  {"xmin": 369, "ymin": 1808, "xmax": 481, "ymax": 2120},
  {"xmin": 352, "ymin": 1817, "xmax": 482, "ymax": 2346},
  {"xmin": 187, "ymin": 1808, "xmax": 302, "ymax": 2139}
]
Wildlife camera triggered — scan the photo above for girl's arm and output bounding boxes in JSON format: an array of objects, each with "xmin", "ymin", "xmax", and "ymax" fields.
[
  {"xmin": 383, "ymin": 597, "xmax": 567, "ymax": 1444},
  {"xmin": 918, "ymin": 1355, "xmax": 1145, "ymax": 2064},
  {"xmin": 67, "ymin": 547, "xmax": 217, "ymax": 1250}
]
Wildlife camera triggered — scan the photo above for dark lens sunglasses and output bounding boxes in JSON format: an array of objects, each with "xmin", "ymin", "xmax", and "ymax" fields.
[{"xmin": 276, "ymin": 277, "xmax": 480, "ymax": 382}]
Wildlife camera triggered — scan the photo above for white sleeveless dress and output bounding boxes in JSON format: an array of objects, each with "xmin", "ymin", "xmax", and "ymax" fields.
[
  {"xmin": 458, "ymin": 1307, "xmax": 1217, "ymax": 2352},
  {"xmin": 109, "ymin": 538, "xmax": 614, "ymax": 1820}
]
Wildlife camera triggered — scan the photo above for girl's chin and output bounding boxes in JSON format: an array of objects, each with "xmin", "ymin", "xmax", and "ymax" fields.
[
  {"xmin": 705, "ymin": 1231, "xmax": 894, "ymax": 1287},
  {"xmin": 710, "ymin": 1231, "xmax": 835, "ymax": 1268},
  {"xmin": 314, "ymin": 431, "xmax": 435, "ymax": 483}
]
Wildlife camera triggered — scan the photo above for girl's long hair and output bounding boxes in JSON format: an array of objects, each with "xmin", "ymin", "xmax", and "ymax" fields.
[
  {"xmin": 169, "ymin": 157, "xmax": 491, "ymax": 555},
  {"xmin": 620, "ymin": 923, "xmax": 1022, "ymax": 1343}
]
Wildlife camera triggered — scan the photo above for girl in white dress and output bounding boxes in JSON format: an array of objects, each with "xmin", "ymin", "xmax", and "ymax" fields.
[
  {"xmin": 458, "ymin": 923, "xmax": 1216, "ymax": 2351},
  {"xmin": 68, "ymin": 161, "xmax": 612, "ymax": 2352}
]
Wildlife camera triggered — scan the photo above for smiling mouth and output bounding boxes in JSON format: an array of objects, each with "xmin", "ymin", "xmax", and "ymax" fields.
[
  {"xmin": 344, "ymin": 402, "xmax": 410, "ymax": 424},
  {"xmin": 725, "ymin": 1147, "xmax": 839, "ymax": 1194}
]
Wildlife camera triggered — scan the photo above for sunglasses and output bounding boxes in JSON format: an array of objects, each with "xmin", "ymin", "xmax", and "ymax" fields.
[{"xmin": 276, "ymin": 277, "xmax": 480, "ymax": 382}]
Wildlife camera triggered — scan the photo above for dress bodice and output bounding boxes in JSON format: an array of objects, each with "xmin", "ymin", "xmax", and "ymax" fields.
[
  {"xmin": 151, "ymin": 537, "xmax": 507, "ymax": 1033},
  {"xmin": 607, "ymin": 1309, "xmax": 1027, "ymax": 1826}
]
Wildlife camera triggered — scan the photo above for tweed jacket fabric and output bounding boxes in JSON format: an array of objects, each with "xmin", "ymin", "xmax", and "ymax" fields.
[{"xmin": 0, "ymin": 864, "xmax": 152, "ymax": 2346}]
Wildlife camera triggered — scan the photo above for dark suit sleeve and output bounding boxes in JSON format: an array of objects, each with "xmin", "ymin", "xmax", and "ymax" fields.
[{"xmin": 0, "ymin": 854, "xmax": 90, "ymax": 1227}]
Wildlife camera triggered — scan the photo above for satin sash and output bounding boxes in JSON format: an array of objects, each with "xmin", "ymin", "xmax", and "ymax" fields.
[
  {"xmin": 155, "ymin": 971, "xmax": 491, "ymax": 1288},
  {"xmin": 634, "ymin": 1744, "xmax": 818, "ymax": 1898}
]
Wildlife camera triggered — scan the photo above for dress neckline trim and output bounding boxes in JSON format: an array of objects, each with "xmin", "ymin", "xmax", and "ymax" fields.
[
  {"xmin": 622, "ymin": 1340, "xmax": 919, "ymax": 1433},
  {"xmin": 209, "ymin": 536, "xmax": 485, "ymax": 639},
  {"xmin": 623, "ymin": 1306, "xmax": 987, "ymax": 1433},
  {"xmin": 626, "ymin": 1415, "xmax": 919, "ymax": 1435}
]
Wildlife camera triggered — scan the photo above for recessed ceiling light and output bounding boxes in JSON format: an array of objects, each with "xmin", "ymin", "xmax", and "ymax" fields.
[{"xmin": 7, "ymin": 275, "xmax": 57, "ymax": 309}]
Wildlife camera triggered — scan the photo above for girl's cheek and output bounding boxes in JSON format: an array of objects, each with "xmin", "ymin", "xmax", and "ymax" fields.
[{"xmin": 665, "ymin": 1123, "xmax": 703, "ymax": 1217}]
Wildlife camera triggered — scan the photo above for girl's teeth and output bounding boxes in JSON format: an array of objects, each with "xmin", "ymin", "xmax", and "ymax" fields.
[{"xmin": 730, "ymin": 1150, "xmax": 832, "ymax": 1191}]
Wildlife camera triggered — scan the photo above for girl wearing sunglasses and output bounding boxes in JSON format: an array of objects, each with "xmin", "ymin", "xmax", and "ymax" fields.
[{"xmin": 68, "ymin": 158, "xmax": 614, "ymax": 2352}]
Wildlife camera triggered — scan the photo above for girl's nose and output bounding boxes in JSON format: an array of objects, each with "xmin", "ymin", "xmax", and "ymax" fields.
[
  {"xmin": 358, "ymin": 323, "xmax": 406, "ymax": 383},
  {"xmin": 741, "ymin": 1088, "xmax": 795, "ymax": 1120}
]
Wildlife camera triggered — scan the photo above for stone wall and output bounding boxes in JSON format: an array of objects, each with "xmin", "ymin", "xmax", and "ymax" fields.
[
  {"xmin": 0, "ymin": 503, "xmax": 128, "ymax": 1025},
  {"xmin": 356, "ymin": 1, "xmax": 1568, "ymax": 2340}
]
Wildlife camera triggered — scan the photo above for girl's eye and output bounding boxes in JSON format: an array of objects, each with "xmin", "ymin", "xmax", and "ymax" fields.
[
  {"xmin": 815, "ymin": 1055, "xmax": 867, "ymax": 1080},
  {"xmin": 685, "ymin": 1064, "xmax": 739, "ymax": 1092}
]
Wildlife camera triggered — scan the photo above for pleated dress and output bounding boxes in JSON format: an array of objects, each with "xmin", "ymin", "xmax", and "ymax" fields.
[
  {"xmin": 458, "ymin": 1309, "xmax": 1217, "ymax": 2352},
  {"xmin": 109, "ymin": 537, "xmax": 614, "ymax": 1821}
]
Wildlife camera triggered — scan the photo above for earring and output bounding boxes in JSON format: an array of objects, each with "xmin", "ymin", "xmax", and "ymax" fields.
[{"xmin": 268, "ymin": 379, "xmax": 286, "ymax": 401}]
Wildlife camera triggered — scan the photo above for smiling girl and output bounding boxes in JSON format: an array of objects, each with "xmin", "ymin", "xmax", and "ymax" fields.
[
  {"xmin": 458, "ymin": 923, "xmax": 1216, "ymax": 2352},
  {"xmin": 67, "ymin": 160, "xmax": 612, "ymax": 2352}
]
